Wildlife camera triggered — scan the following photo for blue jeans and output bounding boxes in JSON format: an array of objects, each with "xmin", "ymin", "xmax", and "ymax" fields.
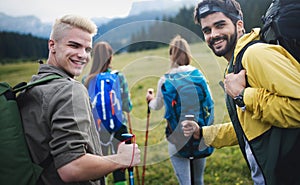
[{"xmin": 168, "ymin": 142, "xmax": 206, "ymax": 185}]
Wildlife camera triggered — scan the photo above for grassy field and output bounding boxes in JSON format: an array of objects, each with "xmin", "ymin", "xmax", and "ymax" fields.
[{"xmin": 0, "ymin": 42, "xmax": 252, "ymax": 185}]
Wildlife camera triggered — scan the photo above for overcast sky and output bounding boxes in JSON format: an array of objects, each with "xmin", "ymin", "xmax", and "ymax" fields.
[{"xmin": 0, "ymin": 0, "xmax": 144, "ymax": 23}]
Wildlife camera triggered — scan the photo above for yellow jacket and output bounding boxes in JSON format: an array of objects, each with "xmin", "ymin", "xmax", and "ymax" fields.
[{"xmin": 203, "ymin": 28, "xmax": 300, "ymax": 148}]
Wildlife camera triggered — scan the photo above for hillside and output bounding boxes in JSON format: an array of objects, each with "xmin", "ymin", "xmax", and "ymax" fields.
[{"xmin": 0, "ymin": 0, "xmax": 194, "ymax": 39}]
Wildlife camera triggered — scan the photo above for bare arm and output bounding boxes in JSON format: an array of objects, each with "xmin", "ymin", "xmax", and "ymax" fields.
[{"xmin": 58, "ymin": 142, "xmax": 140, "ymax": 182}]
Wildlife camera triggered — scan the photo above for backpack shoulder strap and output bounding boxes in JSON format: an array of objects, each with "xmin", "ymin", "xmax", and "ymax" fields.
[
  {"xmin": 234, "ymin": 40, "xmax": 262, "ymax": 74},
  {"xmin": 234, "ymin": 40, "xmax": 262, "ymax": 87},
  {"xmin": 13, "ymin": 74, "xmax": 62, "ymax": 93},
  {"xmin": 111, "ymin": 70, "xmax": 119, "ymax": 75}
]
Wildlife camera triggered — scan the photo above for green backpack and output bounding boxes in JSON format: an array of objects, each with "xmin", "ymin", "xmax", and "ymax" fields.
[{"xmin": 0, "ymin": 74, "xmax": 62, "ymax": 185}]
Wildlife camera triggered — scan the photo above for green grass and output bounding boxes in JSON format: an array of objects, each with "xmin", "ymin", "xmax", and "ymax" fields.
[
  {"xmin": 0, "ymin": 62, "xmax": 40, "ymax": 86},
  {"xmin": 0, "ymin": 42, "xmax": 252, "ymax": 185}
]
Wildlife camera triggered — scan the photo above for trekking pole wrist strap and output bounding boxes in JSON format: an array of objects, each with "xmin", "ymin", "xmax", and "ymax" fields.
[
  {"xmin": 193, "ymin": 125, "xmax": 203, "ymax": 140},
  {"xmin": 198, "ymin": 127, "xmax": 203, "ymax": 139}
]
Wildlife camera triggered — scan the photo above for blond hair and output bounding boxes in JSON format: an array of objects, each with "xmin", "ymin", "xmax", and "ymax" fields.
[
  {"xmin": 50, "ymin": 14, "xmax": 97, "ymax": 41},
  {"xmin": 169, "ymin": 35, "xmax": 192, "ymax": 67}
]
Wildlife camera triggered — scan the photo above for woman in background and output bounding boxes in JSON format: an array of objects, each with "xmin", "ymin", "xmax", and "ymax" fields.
[
  {"xmin": 85, "ymin": 41, "xmax": 133, "ymax": 185},
  {"xmin": 146, "ymin": 35, "xmax": 214, "ymax": 185}
]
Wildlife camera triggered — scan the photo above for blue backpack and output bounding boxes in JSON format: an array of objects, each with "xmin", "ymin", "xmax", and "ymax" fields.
[
  {"xmin": 88, "ymin": 71, "xmax": 123, "ymax": 133},
  {"xmin": 161, "ymin": 69, "xmax": 214, "ymax": 158}
]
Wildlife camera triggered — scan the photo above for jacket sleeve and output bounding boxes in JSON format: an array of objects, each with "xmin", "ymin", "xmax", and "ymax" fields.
[
  {"xmin": 202, "ymin": 122, "xmax": 238, "ymax": 148},
  {"xmin": 149, "ymin": 76, "xmax": 165, "ymax": 110},
  {"xmin": 243, "ymin": 43, "xmax": 300, "ymax": 128},
  {"xmin": 49, "ymin": 81, "xmax": 98, "ymax": 168}
]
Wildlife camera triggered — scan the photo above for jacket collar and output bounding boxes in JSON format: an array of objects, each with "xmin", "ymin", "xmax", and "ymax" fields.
[
  {"xmin": 32, "ymin": 64, "xmax": 72, "ymax": 81},
  {"xmin": 234, "ymin": 28, "xmax": 261, "ymax": 65}
]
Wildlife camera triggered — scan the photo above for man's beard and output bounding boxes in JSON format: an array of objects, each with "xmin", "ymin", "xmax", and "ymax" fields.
[{"xmin": 209, "ymin": 30, "xmax": 237, "ymax": 57}]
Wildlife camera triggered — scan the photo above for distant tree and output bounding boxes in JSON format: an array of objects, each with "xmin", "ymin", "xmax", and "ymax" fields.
[
  {"xmin": 0, "ymin": 31, "xmax": 48, "ymax": 64},
  {"xmin": 126, "ymin": 0, "xmax": 273, "ymax": 53},
  {"xmin": 238, "ymin": 0, "xmax": 272, "ymax": 31},
  {"xmin": 128, "ymin": 6, "xmax": 202, "ymax": 52}
]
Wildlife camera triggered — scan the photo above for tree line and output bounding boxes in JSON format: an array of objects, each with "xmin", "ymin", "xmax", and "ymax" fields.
[
  {"xmin": 127, "ymin": 0, "xmax": 272, "ymax": 52},
  {"xmin": 0, "ymin": 32, "xmax": 48, "ymax": 64},
  {"xmin": 0, "ymin": 0, "xmax": 272, "ymax": 63}
]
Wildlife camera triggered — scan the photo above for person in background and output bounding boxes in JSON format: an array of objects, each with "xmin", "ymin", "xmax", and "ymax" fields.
[
  {"xmin": 181, "ymin": 0, "xmax": 300, "ymax": 184},
  {"xmin": 146, "ymin": 35, "xmax": 214, "ymax": 185},
  {"xmin": 84, "ymin": 41, "xmax": 133, "ymax": 185},
  {"xmin": 17, "ymin": 14, "xmax": 140, "ymax": 185}
]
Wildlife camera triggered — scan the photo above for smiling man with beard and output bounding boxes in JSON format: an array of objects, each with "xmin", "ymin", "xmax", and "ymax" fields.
[
  {"xmin": 17, "ymin": 14, "xmax": 140, "ymax": 185},
  {"xmin": 180, "ymin": 0, "xmax": 300, "ymax": 185},
  {"xmin": 207, "ymin": 26, "xmax": 237, "ymax": 58}
]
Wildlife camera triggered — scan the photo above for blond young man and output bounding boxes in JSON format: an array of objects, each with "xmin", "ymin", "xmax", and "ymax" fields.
[{"xmin": 17, "ymin": 15, "xmax": 140, "ymax": 185}]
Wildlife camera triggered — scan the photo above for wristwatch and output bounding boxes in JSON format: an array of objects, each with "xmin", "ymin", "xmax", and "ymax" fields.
[{"xmin": 234, "ymin": 94, "xmax": 246, "ymax": 111}]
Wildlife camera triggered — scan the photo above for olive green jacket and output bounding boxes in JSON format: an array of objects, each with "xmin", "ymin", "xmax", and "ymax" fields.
[{"xmin": 18, "ymin": 64, "xmax": 103, "ymax": 185}]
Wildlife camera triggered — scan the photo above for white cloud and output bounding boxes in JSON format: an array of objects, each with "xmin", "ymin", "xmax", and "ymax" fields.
[{"xmin": 0, "ymin": 0, "xmax": 136, "ymax": 23}]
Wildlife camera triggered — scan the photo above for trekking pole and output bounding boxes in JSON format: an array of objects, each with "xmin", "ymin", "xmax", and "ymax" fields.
[
  {"xmin": 122, "ymin": 133, "xmax": 135, "ymax": 185},
  {"xmin": 185, "ymin": 115, "xmax": 195, "ymax": 185},
  {"xmin": 127, "ymin": 112, "xmax": 141, "ymax": 185},
  {"xmin": 190, "ymin": 156, "xmax": 195, "ymax": 185},
  {"xmin": 127, "ymin": 112, "xmax": 133, "ymax": 134},
  {"xmin": 142, "ymin": 89, "xmax": 153, "ymax": 185}
]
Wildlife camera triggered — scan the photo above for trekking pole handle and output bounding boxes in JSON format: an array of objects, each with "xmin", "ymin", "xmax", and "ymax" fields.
[
  {"xmin": 147, "ymin": 88, "xmax": 154, "ymax": 95},
  {"xmin": 122, "ymin": 133, "xmax": 133, "ymax": 144},
  {"xmin": 147, "ymin": 88, "xmax": 154, "ymax": 113},
  {"xmin": 185, "ymin": 114, "xmax": 195, "ymax": 121},
  {"xmin": 185, "ymin": 114, "xmax": 196, "ymax": 156},
  {"xmin": 121, "ymin": 133, "xmax": 134, "ymax": 185},
  {"xmin": 185, "ymin": 115, "xmax": 197, "ymax": 137},
  {"xmin": 185, "ymin": 115, "xmax": 195, "ymax": 185}
]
